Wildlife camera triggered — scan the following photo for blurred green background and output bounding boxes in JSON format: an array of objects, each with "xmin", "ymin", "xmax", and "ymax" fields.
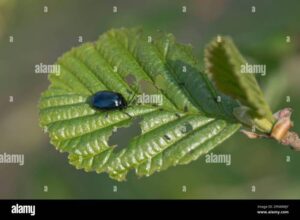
[{"xmin": 1, "ymin": 0, "xmax": 300, "ymax": 199}]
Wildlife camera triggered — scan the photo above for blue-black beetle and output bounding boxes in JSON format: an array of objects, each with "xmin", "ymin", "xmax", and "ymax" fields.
[{"xmin": 91, "ymin": 91, "xmax": 128, "ymax": 110}]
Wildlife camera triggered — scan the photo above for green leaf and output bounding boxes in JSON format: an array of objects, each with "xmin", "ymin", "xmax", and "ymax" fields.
[
  {"xmin": 39, "ymin": 28, "xmax": 240, "ymax": 181},
  {"xmin": 204, "ymin": 36, "xmax": 275, "ymax": 132}
]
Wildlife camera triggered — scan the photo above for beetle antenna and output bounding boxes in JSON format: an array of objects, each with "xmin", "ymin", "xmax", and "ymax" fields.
[{"xmin": 127, "ymin": 91, "xmax": 137, "ymax": 106}]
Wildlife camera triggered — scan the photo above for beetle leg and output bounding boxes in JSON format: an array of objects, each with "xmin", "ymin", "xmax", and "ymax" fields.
[{"xmin": 121, "ymin": 110, "xmax": 133, "ymax": 118}]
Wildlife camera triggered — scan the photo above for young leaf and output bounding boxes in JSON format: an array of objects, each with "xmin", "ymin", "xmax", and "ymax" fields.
[
  {"xmin": 39, "ymin": 28, "xmax": 240, "ymax": 181},
  {"xmin": 205, "ymin": 36, "xmax": 275, "ymax": 132}
]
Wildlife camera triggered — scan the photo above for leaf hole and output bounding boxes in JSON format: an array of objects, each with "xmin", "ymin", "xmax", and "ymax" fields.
[
  {"xmin": 108, "ymin": 117, "xmax": 142, "ymax": 152},
  {"xmin": 180, "ymin": 122, "xmax": 193, "ymax": 134}
]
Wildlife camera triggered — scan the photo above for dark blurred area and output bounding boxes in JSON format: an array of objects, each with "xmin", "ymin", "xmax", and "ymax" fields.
[{"xmin": 1, "ymin": 0, "xmax": 300, "ymax": 199}]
